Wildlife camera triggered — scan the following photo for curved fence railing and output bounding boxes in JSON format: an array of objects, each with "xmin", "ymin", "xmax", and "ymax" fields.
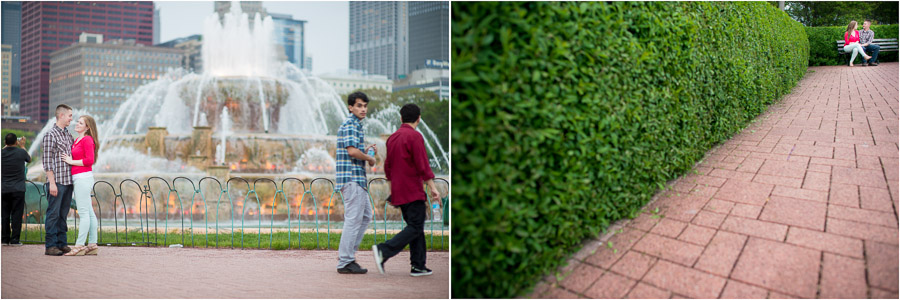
[{"xmin": 18, "ymin": 177, "xmax": 449, "ymax": 250}]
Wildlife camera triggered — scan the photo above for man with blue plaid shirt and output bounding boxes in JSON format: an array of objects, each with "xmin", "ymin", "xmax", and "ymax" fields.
[{"xmin": 335, "ymin": 91, "xmax": 377, "ymax": 274}]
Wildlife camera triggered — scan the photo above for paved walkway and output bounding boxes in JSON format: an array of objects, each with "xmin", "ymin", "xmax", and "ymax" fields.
[
  {"xmin": 2, "ymin": 245, "xmax": 448, "ymax": 298},
  {"xmin": 530, "ymin": 63, "xmax": 899, "ymax": 299}
]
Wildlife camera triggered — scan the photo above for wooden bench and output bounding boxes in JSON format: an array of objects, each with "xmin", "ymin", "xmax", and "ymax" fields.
[{"xmin": 836, "ymin": 38, "xmax": 899, "ymax": 64}]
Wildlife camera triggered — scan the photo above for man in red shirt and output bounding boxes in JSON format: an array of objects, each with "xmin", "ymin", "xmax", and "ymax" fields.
[{"xmin": 372, "ymin": 103, "xmax": 440, "ymax": 277}]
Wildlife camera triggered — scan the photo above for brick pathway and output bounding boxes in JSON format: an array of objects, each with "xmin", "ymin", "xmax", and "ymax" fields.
[
  {"xmin": 529, "ymin": 63, "xmax": 899, "ymax": 299},
  {"xmin": 2, "ymin": 245, "xmax": 448, "ymax": 298}
]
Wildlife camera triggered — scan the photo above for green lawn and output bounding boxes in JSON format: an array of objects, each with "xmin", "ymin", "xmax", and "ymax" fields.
[{"xmin": 18, "ymin": 229, "xmax": 449, "ymax": 251}]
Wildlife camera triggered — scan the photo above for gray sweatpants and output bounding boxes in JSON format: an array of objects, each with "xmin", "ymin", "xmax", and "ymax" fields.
[{"xmin": 336, "ymin": 182, "xmax": 373, "ymax": 268}]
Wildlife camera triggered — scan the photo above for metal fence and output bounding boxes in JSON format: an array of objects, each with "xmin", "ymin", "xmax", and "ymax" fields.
[{"xmin": 19, "ymin": 177, "xmax": 449, "ymax": 250}]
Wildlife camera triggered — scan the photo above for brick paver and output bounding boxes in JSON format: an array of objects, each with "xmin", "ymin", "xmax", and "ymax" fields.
[
  {"xmin": 677, "ymin": 224, "xmax": 717, "ymax": 246},
  {"xmin": 694, "ymin": 231, "xmax": 747, "ymax": 277},
  {"xmin": 731, "ymin": 238, "xmax": 821, "ymax": 298},
  {"xmin": 610, "ymin": 250, "xmax": 658, "ymax": 280},
  {"xmin": 820, "ymin": 253, "xmax": 868, "ymax": 298},
  {"xmin": 632, "ymin": 233, "xmax": 704, "ymax": 267},
  {"xmin": 730, "ymin": 203, "xmax": 764, "ymax": 219},
  {"xmin": 625, "ymin": 282, "xmax": 671, "ymax": 299},
  {"xmin": 720, "ymin": 280, "xmax": 769, "ymax": 299},
  {"xmin": 866, "ymin": 240, "xmax": 900, "ymax": 293},
  {"xmin": 643, "ymin": 260, "xmax": 727, "ymax": 299},
  {"xmin": 785, "ymin": 226, "xmax": 864, "ymax": 258},
  {"xmin": 2, "ymin": 245, "xmax": 449, "ymax": 298},
  {"xmin": 529, "ymin": 63, "xmax": 899, "ymax": 298}
]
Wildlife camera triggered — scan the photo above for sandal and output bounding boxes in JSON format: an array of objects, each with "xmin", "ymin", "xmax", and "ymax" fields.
[
  {"xmin": 63, "ymin": 245, "xmax": 87, "ymax": 256},
  {"xmin": 85, "ymin": 244, "xmax": 99, "ymax": 256}
]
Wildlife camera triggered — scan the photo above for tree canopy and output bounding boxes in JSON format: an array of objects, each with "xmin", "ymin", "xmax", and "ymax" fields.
[{"xmin": 784, "ymin": 1, "xmax": 898, "ymax": 27}]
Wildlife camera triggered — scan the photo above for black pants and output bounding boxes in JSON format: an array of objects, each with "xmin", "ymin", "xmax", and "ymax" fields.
[
  {"xmin": 377, "ymin": 200, "xmax": 426, "ymax": 269},
  {"xmin": 2, "ymin": 191, "xmax": 26, "ymax": 244}
]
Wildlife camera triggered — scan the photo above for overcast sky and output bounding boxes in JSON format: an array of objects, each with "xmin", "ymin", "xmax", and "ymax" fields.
[{"xmin": 155, "ymin": 0, "xmax": 349, "ymax": 75}]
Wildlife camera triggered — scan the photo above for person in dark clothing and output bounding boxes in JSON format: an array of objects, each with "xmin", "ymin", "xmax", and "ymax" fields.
[
  {"xmin": 2, "ymin": 133, "xmax": 32, "ymax": 246},
  {"xmin": 372, "ymin": 103, "xmax": 440, "ymax": 277}
]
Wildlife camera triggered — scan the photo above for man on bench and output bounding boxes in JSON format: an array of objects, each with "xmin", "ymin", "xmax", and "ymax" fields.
[{"xmin": 860, "ymin": 20, "xmax": 880, "ymax": 66}]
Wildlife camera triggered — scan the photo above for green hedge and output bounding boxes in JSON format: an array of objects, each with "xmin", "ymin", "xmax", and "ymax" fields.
[
  {"xmin": 0, "ymin": 128, "xmax": 35, "ymax": 150},
  {"xmin": 451, "ymin": 2, "xmax": 807, "ymax": 298},
  {"xmin": 806, "ymin": 24, "xmax": 899, "ymax": 66}
]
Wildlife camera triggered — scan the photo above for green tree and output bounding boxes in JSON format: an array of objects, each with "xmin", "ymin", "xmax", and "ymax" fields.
[
  {"xmin": 0, "ymin": 129, "xmax": 35, "ymax": 150},
  {"xmin": 786, "ymin": 1, "xmax": 898, "ymax": 26}
]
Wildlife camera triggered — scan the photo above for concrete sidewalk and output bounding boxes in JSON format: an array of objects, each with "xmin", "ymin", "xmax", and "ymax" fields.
[
  {"xmin": 2, "ymin": 245, "xmax": 448, "ymax": 298},
  {"xmin": 530, "ymin": 63, "xmax": 899, "ymax": 299}
]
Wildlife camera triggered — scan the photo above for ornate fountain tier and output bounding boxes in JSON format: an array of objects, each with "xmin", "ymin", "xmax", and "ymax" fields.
[
  {"xmin": 178, "ymin": 76, "xmax": 292, "ymax": 133},
  {"xmin": 101, "ymin": 127, "xmax": 387, "ymax": 175}
]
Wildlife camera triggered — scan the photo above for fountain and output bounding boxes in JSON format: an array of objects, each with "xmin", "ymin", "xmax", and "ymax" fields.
[
  {"xmin": 49, "ymin": 1, "xmax": 449, "ymax": 177},
  {"xmin": 215, "ymin": 107, "xmax": 232, "ymax": 166}
]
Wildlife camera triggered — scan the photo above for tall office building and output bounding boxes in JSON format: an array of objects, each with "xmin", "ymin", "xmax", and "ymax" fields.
[
  {"xmin": 2, "ymin": 44, "xmax": 11, "ymax": 115},
  {"xmin": 158, "ymin": 35, "xmax": 203, "ymax": 73},
  {"xmin": 153, "ymin": 7, "xmax": 160, "ymax": 45},
  {"xmin": 348, "ymin": 2, "xmax": 408, "ymax": 80},
  {"xmin": 2, "ymin": 2, "xmax": 22, "ymax": 112},
  {"xmin": 270, "ymin": 13, "xmax": 306, "ymax": 70},
  {"xmin": 408, "ymin": 1, "xmax": 449, "ymax": 72},
  {"xmin": 20, "ymin": 1, "xmax": 154, "ymax": 122},
  {"xmin": 49, "ymin": 34, "xmax": 183, "ymax": 122}
]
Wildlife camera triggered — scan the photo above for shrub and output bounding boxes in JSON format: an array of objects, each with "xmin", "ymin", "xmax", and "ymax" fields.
[
  {"xmin": 451, "ymin": 2, "xmax": 808, "ymax": 298},
  {"xmin": 1, "ymin": 128, "xmax": 35, "ymax": 150},
  {"xmin": 806, "ymin": 24, "xmax": 899, "ymax": 66}
]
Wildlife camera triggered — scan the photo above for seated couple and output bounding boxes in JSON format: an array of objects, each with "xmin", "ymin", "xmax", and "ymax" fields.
[{"xmin": 844, "ymin": 20, "xmax": 881, "ymax": 67}]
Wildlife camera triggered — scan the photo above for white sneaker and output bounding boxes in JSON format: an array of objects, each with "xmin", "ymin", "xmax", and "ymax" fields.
[{"xmin": 372, "ymin": 245, "xmax": 385, "ymax": 274}]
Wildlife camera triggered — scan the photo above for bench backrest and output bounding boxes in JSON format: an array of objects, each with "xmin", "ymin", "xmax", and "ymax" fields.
[{"xmin": 837, "ymin": 38, "xmax": 899, "ymax": 53}]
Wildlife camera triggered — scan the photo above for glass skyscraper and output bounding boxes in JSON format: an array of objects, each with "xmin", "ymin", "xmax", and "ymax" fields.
[
  {"xmin": 270, "ymin": 13, "xmax": 306, "ymax": 71},
  {"xmin": 408, "ymin": 1, "xmax": 448, "ymax": 72},
  {"xmin": 2, "ymin": 1, "xmax": 22, "ymax": 112},
  {"xmin": 349, "ymin": 1, "xmax": 409, "ymax": 80}
]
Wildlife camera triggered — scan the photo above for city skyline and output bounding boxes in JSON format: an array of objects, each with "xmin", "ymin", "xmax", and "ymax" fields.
[
  {"xmin": 2, "ymin": 1, "xmax": 447, "ymax": 121},
  {"xmin": 156, "ymin": 1, "xmax": 347, "ymax": 75},
  {"xmin": 49, "ymin": 35, "xmax": 183, "ymax": 122},
  {"xmin": 19, "ymin": 1, "xmax": 154, "ymax": 122}
]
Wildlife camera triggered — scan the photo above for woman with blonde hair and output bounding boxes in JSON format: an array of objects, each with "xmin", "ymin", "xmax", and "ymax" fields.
[
  {"xmin": 844, "ymin": 20, "xmax": 872, "ymax": 66},
  {"xmin": 61, "ymin": 115, "xmax": 100, "ymax": 256}
]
